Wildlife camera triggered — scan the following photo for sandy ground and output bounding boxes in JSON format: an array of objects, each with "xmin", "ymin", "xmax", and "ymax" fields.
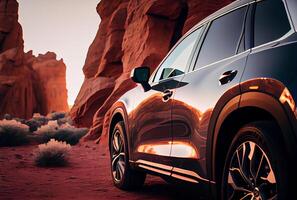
[{"xmin": 0, "ymin": 142, "xmax": 204, "ymax": 200}]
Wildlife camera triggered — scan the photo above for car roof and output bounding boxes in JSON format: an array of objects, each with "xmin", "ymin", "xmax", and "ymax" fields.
[{"xmin": 190, "ymin": 0, "xmax": 254, "ymax": 32}]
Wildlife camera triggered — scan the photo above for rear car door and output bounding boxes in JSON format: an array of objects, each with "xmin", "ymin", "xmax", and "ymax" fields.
[
  {"xmin": 170, "ymin": 5, "xmax": 250, "ymax": 183},
  {"xmin": 132, "ymin": 28, "xmax": 204, "ymax": 169}
]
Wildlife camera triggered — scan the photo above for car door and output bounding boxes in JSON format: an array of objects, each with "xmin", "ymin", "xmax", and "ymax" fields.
[
  {"xmin": 132, "ymin": 28, "xmax": 204, "ymax": 169},
  {"xmin": 170, "ymin": 5, "xmax": 250, "ymax": 183}
]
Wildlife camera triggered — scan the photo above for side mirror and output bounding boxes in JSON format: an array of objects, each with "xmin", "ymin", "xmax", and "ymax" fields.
[{"xmin": 131, "ymin": 66, "xmax": 151, "ymax": 91}]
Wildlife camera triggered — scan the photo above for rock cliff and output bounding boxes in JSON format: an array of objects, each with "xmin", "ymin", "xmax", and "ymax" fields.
[
  {"xmin": 70, "ymin": 0, "xmax": 233, "ymax": 140},
  {"xmin": 0, "ymin": 0, "xmax": 68, "ymax": 119}
]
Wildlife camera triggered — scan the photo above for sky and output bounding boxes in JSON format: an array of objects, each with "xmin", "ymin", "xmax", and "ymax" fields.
[{"xmin": 18, "ymin": 0, "xmax": 100, "ymax": 106}]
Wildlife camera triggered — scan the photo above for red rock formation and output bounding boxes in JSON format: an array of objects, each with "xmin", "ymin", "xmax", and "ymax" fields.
[
  {"xmin": 70, "ymin": 0, "xmax": 233, "ymax": 140},
  {"xmin": 0, "ymin": 0, "xmax": 68, "ymax": 119},
  {"xmin": 31, "ymin": 52, "xmax": 68, "ymax": 114}
]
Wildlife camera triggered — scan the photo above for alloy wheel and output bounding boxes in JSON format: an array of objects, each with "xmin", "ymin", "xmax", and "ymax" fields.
[
  {"xmin": 111, "ymin": 130, "xmax": 126, "ymax": 182},
  {"xmin": 226, "ymin": 141, "xmax": 277, "ymax": 200}
]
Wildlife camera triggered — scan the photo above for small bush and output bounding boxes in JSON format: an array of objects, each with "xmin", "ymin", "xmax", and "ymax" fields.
[
  {"xmin": 35, "ymin": 139, "xmax": 71, "ymax": 167},
  {"xmin": 13, "ymin": 117, "xmax": 26, "ymax": 124},
  {"xmin": 0, "ymin": 119, "xmax": 30, "ymax": 146},
  {"xmin": 3, "ymin": 114, "xmax": 12, "ymax": 120},
  {"xmin": 34, "ymin": 120, "xmax": 59, "ymax": 142},
  {"xmin": 35, "ymin": 121, "xmax": 88, "ymax": 145},
  {"xmin": 25, "ymin": 114, "xmax": 49, "ymax": 132},
  {"xmin": 55, "ymin": 126, "xmax": 88, "ymax": 145},
  {"xmin": 57, "ymin": 116, "xmax": 73, "ymax": 126},
  {"xmin": 46, "ymin": 112, "xmax": 74, "ymax": 126},
  {"xmin": 48, "ymin": 112, "xmax": 66, "ymax": 121}
]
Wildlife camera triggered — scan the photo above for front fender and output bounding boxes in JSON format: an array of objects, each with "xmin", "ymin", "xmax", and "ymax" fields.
[{"xmin": 108, "ymin": 100, "xmax": 134, "ymax": 160}]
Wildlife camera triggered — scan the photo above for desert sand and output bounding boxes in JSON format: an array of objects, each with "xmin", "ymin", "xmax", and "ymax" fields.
[{"xmin": 0, "ymin": 142, "xmax": 204, "ymax": 200}]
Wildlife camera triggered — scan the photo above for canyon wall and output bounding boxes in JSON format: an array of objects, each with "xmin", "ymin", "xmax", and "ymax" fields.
[
  {"xmin": 0, "ymin": 0, "xmax": 68, "ymax": 119},
  {"xmin": 70, "ymin": 0, "xmax": 233, "ymax": 140}
]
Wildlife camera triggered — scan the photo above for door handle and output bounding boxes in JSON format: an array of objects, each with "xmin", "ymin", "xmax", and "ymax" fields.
[
  {"xmin": 162, "ymin": 89, "xmax": 173, "ymax": 102},
  {"xmin": 219, "ymin": 70, "xmax": 238, "ymax": 85}
]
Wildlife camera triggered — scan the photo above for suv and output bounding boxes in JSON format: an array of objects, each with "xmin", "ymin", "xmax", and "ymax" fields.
[{"xmin": 108, "ymin": 0, "xmax": 297, "ymax": 199}]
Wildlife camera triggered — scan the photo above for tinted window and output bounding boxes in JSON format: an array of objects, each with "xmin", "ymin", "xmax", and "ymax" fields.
[
  {"xmin": 153, "ymin": 28, "xmax": 202, "ymax": 82},
  {"xmin": 254, "ymin": 0, "xmax": 291, "ymax": 47},
  {"xmin": 195, "ymin": 7, "xmax": 246, "ymax": 69},
  {"xmin": 286, "ymin": 0, "xmax": 297, "ymax": 25}
]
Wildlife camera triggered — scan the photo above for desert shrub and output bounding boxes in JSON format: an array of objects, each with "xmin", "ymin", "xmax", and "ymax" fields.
[
  {"xmin": 0, "ymin": 119, "xmax": 30, "ymax": 146},
  {"xmin": 48, "ymin": 112, "xmax": 66, "ymax": 121},
  {"xmin": 54, "ymin": 126, "xmax": 88, "ymax": 145},
  {"xmin": 3, "ymin": 113, "xmax": 12, "ymax": 120},
  {"xmin": 35, "ymin": 139, "xmax": 71, "ymax": 167},
  {"xmin": 57, "ymin": 116, "xmax": 73, "ymax": 126},
  {"xmin": 34, "ymin": 120, "xmax": 59, "ymax": 142},
  {"xmin": 47, "ymin": 112, "xmax": 74, "ymax": 126},
  {"xmin": 35, "ymin": 121, "xmax": 88, "ymax": 145},
  {"xmin": 13, "ymin": 117, "xmax": 26, "ymax": 124},
  {"xmin": 25, "ymin": 119, "xmax": 42, "ymax": 132},
  {"xmin": 25, "ymin": 114, "xmax": 49, "ymax": 132}
]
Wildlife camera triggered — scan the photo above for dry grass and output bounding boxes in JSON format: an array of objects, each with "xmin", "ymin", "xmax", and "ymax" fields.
[
  {"xmin": 35, "ymin": 121, "xmax": 88, "ymax": 145},
  {"xmin": 0, "ymin": 119, "xmax": 30, "ymax": 146},
  {"xmin": 34, "ymin": 139, "xmax": 71, "ymax": 167}
]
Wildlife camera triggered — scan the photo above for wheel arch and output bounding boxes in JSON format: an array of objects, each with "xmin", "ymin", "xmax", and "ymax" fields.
[
  {"xmin": 210, "ymin": 91, "xmax": 297, "ymax": 190},
  {"xmin": 108, "ymin": 103, "xmax": 132, "ymax": 157}
]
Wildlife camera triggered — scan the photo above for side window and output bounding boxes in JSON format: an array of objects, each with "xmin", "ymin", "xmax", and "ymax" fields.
[
  {"xmin": 153, "ymin": 28, "xmax": 202, "ymax": 82},
  {"xmin": 195, "ymin": 7, "xmax": 247, "ymax": 69},
  {"xmin": 254, "ymin": 0, "xmax": 291, "ymax": 47}
]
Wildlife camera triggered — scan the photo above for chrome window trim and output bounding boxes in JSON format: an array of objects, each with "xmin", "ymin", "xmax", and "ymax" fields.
[
  {"xmin": 251, "ymin": 29, "xmax": 294, "ymax": 52},
  {"xmin": 188, "ymin": 49, "xmax": 251, "ymax": 75}
]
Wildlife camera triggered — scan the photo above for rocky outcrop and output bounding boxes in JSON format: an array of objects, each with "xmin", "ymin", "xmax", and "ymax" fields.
[
  {"xmin": 30, "ymin": 51, "xmax": 68, "ymax": 114},
  {"xmin": 70, "ymin": 0, "xmax": 233, "ymax": 140},
  {"xmin": 0, "ymin": 0, "xmax": 68, "ymax": 119}
]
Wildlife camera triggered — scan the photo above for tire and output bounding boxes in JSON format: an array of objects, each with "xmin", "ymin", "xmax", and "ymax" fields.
[
  {"xmin": 110, "ymin": 121, "xmax": 146, "ymax": 190},
  {"xmin": 221, "ymin": 121, "xmax": 290, "ymax": 200}
]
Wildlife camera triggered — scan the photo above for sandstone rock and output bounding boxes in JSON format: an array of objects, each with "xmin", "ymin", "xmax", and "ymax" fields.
[
  {"xmin": 0, "ymin": 0, "xmax": 68, "ymax": 119},
  {"xmin": 71, "ymin": 76, "xmax": 115, "ymax": 128},
  {"xmin": 31, "ymin": 52, "xmax": 69, "ymax": 114},
  {"xmin": 0, "ymin": 0, "xmax": 23, "ymax": 63},
  {"xmin": 71, "ymin": 0, "xmax": 233, "ymax": 140}
]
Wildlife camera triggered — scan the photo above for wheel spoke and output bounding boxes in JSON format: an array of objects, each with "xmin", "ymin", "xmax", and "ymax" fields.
[
  {"xmin": 112, "ymin": 153, "xmax": 120, "ymax": 167},
  {"xmin": 260, "ymin": 169, "xmax": 276, "ymax": 184},
  {"xmin": 118, "ymin": 160, "xmax": 125, "ymax": 178},
  {"xmin": 112, "ymin": 133, "xmax": 119, "ymax": 152},
  {"xmin": 241, "ymin": 143, "xmax": 255, "ymax": 184},
  {"xmin": 239, "ymin": 192, "xmax": 253, "ymax": 200},
  {"xmin": 236, "ymin": 149, "xmax": 253, "ymax": 186},
  {"xmin": 248, "ymin": 141, "xmax": 258, "ymax": 181},
  {"xmin": 255, "ymin": 154, "xmax": 264, "ymax": 182}
]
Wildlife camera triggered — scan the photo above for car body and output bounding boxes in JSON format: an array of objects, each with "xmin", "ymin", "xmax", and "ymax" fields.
[{"xmin": 108, "ymin": 0, "xmax": 297, "ymax": 199}]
